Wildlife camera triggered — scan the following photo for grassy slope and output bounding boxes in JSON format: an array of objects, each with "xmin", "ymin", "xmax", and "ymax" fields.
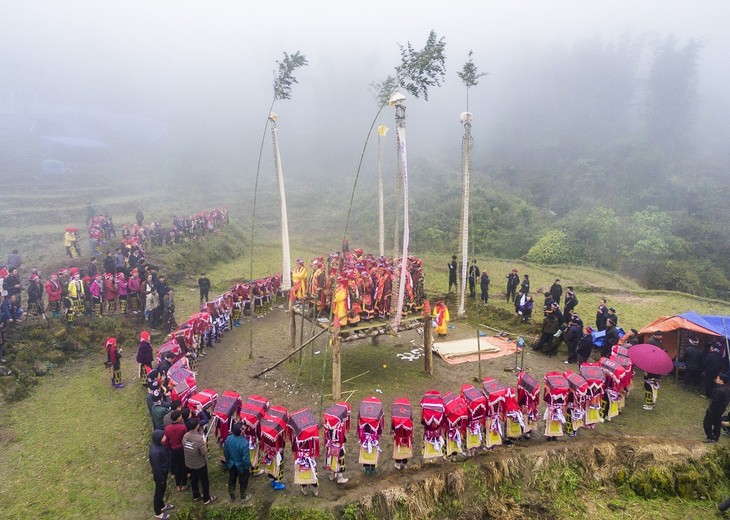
[
  {"xmin": 3, "ymin": 173, "xmax": 730, "ymax": 518},
  {"xmin": 2, "ymin": 251, "xmax": 729, "ymax": 519}
]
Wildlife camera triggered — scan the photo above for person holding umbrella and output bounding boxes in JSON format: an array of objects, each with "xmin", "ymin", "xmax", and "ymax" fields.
[
  {"xmin": 704, "ymin": 373, "xmax": 730, "ymax": 442},
  {"xmin": 628, "ymin": 331, "xmax": 674, "ymax": 412}
]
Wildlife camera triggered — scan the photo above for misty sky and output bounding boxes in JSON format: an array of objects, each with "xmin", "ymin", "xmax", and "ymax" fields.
[{"xmin": 2, "ymin": 1, "xmax": 728, "ymax": 177}]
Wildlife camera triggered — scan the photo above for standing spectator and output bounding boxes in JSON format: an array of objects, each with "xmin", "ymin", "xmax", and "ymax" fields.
[
  {"xmin": 198, "ymin": 273, "xmax": 211, "ymax": 305},
  {"xmin": 223, "ymin": 422, "xmax": 252, "ymax": 503},
  {"xmin": 103, "ymin": 273, "xmax": 118, "ymax": 315},
  {"xmin": 163, "ymin": 288, "xmax": 175, "ymax": 332},
  {"xmin": 602, "ymin": 318, "xmax": 619, "ymax": 358},
  {"xmin": 542, "ymin": 292, "xmax": 555, "ymax": 314},
  {"xmin": 6, "ymin": 250, "xmax": 22, "ymax": 271},
  {"xmin": 479, "ymin": 269, "xmax": 490, "ymax": 304},
  {"xmin": 183, "ymin": 418, "xmax": 217, "ymax": 505},
  {"xmin": 4, "ymin": 268, "xmax": 21, "ymax": 308},
  {"xmin": 87, "ymin": 257, "xmax": 98, "ymax": 279},
  {"xmin": 149, "ymin": 430, "xmax": 174, "ymax": 519},
  {"xmin": 684, "ymin": 337, "xmax": 704, "ymax": 392},
  {"xmin": 151, "ymin": 396, "xmax": 171, "ymax": 431},
  {"xmin": 520, "ymin": 274, "xmax": 530, "ymax": 295},
  {"xmin": 643, "ymin": 331, "xmax": 664, "ymax": 411},
  {"xmin": 563, "ymin": 286, "xmax": 578, "ymax": 316},
  {"xmin": 467, "ymin": 260, "xmax": 480, "ymax": 298},
  {"xmin": 136, "ymin": 331, "xmax": 154, "ymax": 379},
  {"xmin": 45, "ymin": 273, "xmax": 63, "ymax": 319},
  {"xmin": 704, "ymin": 374, "xmax": 730, "ymax": 443},
  {"xmin": 595, "ymin": 298, "xmax": 608, "ymax": 331},
  {"xmin": 577, "ymin": 327, "xmax": 594, "ymax": 365},
  {"xmin": 549, "ymin": 279, "xmax": 563, "ymax": 305},
  {"xmin": 606, "ymin": 307, "xmax": 619, "ymax": 327},
  {"xmin": 105, "ymin": 337, "xmax": 124, "ymax": 389},
  {"xmin": 27, "ymin": 275, "xmax": 45, "ymax": 319},
  {"xmin": 564, "ymin": 316, "xmax": 582, "ymax": 364},
  {"xmin": 0, "ymin": 320, "xmax": 6, "ymax": 362},
  {"xmin": 136, "ymin": 207, "xmax": 144, "ymax": 227},
  {"xmin": 447, "ymin": 255, "xmax": 457, "ymax": 293},
  {"xmin": 163, "ymin": 410, "xmax": 189, "ymax": 492},
  {"xmin": 506, "ymin": 269, "xmax": 519, "ymax": 303},
  {"xmin": 113, "ymin": 248, "xmax": 126, "ymax": 276},
  {"xmin": 703, "ymin": 342, "xmax": 725, "ymax": 399},
  {"xmin": 103, "ymin": 251, "xmax": 115, "ymax": 276}
]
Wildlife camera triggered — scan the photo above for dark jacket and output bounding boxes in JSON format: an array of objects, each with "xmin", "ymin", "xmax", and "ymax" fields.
[
  {"xmin": 565, "ymin": 323, "xmax": 582, "ymax": 345},
  {"xmin": 480, "ymin": 273, "xmax": 490, "ymax": 292},
  {"xmin": 703, "ymin": 351, "xmax": 724, "ymax": 379},
  {"xmin": 577, "ymin": 334, "xmax": 594, "ymax": 358},
  {"xmin": 542, "ymin": 314, "xmax": 560, "ymax": 335},
  {"xmin": 604, "ymin": 326, "xmax": 619, "ymax": 352},
  {"xmin": 520, "ymin": 278, "xmax": 530, "ymax": 294},
  {"xmin": 149, "ymin": 430, "xmax": 170, "ymax": 481},
  {"xmin": 28, "ymin": 281, "xmax": 43, "ymax": 304},
  {"xmin": 151, "ymin": 403, "xmax": 171, "ymax": 431},
  {"xmin": 684, "ymin": 345, "xmax": 704, "ymax": 372},
  {"xmin": 136, "ymin": 341, "xmax": 153, "ymax": 366},
  {"xmin": 224, "ymin": 431, "xmax": 251, "ymax": 472},
  {"xmin": 708, "ymin": 384, "xmax": 730, "ymax": 416},
  {"xmin": 549, "ymin": 283, "xmax": 563, "ymax": 303},
  {"xmin": 103, "ymin": 255, "xmax": 115, "ymax": 274}
]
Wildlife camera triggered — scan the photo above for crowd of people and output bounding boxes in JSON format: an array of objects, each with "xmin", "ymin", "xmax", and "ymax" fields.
[
  {"xmin": 0, "ymin": 207, "xmax": 230, "ymax": 362},
  {"xmin": 133, "ymin": 274, "xmax": 665, "ymax": 519},
  {"xmin": 130, "ymin": 273, "xmax": 283, "ymax": 518},
  {"xmin": 291, "ymin": 247, "xmax": 426, "ymax": 326}
]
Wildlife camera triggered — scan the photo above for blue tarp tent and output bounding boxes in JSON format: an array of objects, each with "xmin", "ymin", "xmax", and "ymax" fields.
[{"xmin": 638, "ymin": 311, "xmax": 730, "ymax": 359}]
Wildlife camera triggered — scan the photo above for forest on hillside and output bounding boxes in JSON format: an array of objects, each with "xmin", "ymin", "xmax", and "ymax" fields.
[{"xmin": 343, "ymin": 34, "xmax": 730, "ymax": 300}]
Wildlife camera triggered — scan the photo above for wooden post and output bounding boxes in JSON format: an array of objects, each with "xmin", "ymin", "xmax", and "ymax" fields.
[
  {"xmin": 423, "ymin": 300, "xmax": 433, "ymax": 376},
  {"xmin": 288, "ymin": 299, "xmax": 296, "ymax": 361},
  {"xmin": 332, "ymin": 318, "xmax": 342, "ymax": 400}
]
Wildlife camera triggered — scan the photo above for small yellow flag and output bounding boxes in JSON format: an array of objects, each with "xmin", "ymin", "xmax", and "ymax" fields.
[{"xmin": 377, "ymin": 125, "xmax": 389, "ymax": 137}]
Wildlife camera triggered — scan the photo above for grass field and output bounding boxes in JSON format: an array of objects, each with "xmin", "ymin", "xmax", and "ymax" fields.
[{"xmin": 3, "ymin": 172, "xmax": 730, "ymax": 518}]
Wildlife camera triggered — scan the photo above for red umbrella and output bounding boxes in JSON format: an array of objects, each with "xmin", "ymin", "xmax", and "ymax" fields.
[{"xmin": 628, "ymin": 343, "xmax": 674, "ymax": 375}]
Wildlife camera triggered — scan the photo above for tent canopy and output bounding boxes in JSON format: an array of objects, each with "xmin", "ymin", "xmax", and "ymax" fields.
[{"xmin": 638, "ymin": 311, "xmax": 730, "ymax": 359}]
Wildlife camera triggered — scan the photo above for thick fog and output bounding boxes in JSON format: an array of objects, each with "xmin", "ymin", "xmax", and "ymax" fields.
[{"xmin": 1, "ymin": 0, "xmax": 728, "ymax": 184}]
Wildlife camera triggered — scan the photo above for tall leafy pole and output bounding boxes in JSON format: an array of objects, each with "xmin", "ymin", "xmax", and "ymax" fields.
[
  {"xmin": 456, "ymin": 51, "xmax": 487, "ymax": 318},
  {"xmin": 248, "ymin": 51, "xmax": 307, "ymax": 359},
  {"xmin": 390, "ymin": 30, "xmax": 447, "ymax": 329},
  {"xmin": 269, "ymin": 112, "xmax": 291, "ymax": 292}
]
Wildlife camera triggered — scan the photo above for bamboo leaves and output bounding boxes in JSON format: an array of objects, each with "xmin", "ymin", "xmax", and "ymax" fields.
[
  {"xmin": 273, "ymin": 51, "xmax": 309, "ymax": 101},
  {"xmin": 395, "ymin": 30, "xmax": 447, "ymax": 101},
  {"xmin": 457, "ymin": 50, "xmax": 488, "ymax": 89}
]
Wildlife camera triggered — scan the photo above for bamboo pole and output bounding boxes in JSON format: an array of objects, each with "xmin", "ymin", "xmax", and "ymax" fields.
[
  {"xmin": 332, "ymin": 329, "xmax": 342, "ymax": 400},
  {"xmin": 423, "ymin": 300, "xmax": 433, "ymax": 376},
  {"xmin": 289, "ymin": 299, "xmax": 296, "ymax": 361},
  {"xmin": 252, "ymin": 328, "xmax": 328, "ymax": 378}
]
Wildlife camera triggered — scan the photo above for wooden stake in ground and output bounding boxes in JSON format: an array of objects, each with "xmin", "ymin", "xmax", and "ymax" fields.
[
  {"xmin": 423, "ymin": 300, "xmax": 433, "ymax": 376},
  {"xmin": 332, "ymin": 317, "xmax": 342, "ymax": 400},
  {"xmin": 289, "ymin": 298, "xmax": 296, "ymax": 360}
]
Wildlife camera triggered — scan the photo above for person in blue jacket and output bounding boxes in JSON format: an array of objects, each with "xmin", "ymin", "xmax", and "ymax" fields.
[{"xmin": 224, "ymin": 421, "xmax": 253, "ymax": 503}]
